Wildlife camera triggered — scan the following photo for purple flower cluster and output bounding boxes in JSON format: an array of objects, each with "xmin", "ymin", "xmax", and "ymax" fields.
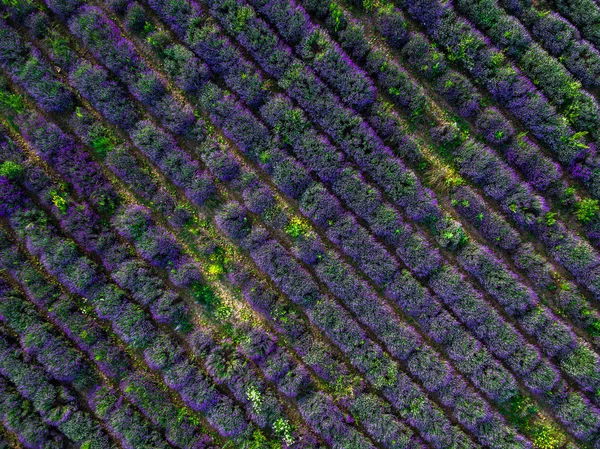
[{"xmin": 0, "ymin": 21, "xmax": 73, "ymax": 113}]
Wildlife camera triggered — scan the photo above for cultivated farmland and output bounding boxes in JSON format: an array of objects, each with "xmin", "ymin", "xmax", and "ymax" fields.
[{"xmin": 1, "ymin": 0, "xmax": 600, "ymax": 448}]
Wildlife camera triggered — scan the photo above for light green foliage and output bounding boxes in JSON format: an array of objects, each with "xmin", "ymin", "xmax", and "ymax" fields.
[
  {"xmin": 48, "ymin": 30, "xmax": 71, "ymax": 61},
  {"xmin": 329, "ymin": 3, "xmax": 342, "ymax": 32},
  {"xmin": 50, "ymin": 190, "xmax": 68, "ymax": 214},
  {"xmin": 446, "ymin": 33, "xmax": 479, "ymax": 70},
  {"xmin": 191, "ymin": 282, "xmax": 218, "ymax": 306},
  {"xmin": 232, "ymin": 5, "xmax": 254, "ymax": 32},
  {"xmin": 0, "ymin": 161, "xmax": 24, "ymax": 180},
  {"xmin": 243, "ymin": 430, "xmax": 280, "ymax": 449},
  {"xmin": 589, "ymin": 320, "xmax": 600, "ymax": 337},
  {"xmin": 388, "ymin": 86, "xmax": 402, "ymax": 97},
  {"xmin": 285, "ymin": 216, "xmax": 310, "ymax": 238},
  {"xmin": 205, "ymin": 246, "xmax": 229, "ymax": 278},
  {"xmin": 562, "ymin": 130, "xmax": 589, "ymax": 150},
  {"xmin": 0, "ymin": 89, "xmax": 24, "ymax": 114},
  {"xmin": 544, "ymin": 212, "xmax": 557, "ymax": 226},
  {"xmin": 2, "ymin": 0, "xmax": 33, "ymax": 7},
  {"xmin": 273, "ymin": 418, "xmax": 294, "ymax": 445},
  {"xmin": 142, "ymin": 21, "xmax": 156, "ymax": 36},
  {"xmin": 214, "ymin": 304, "xmax": 232, "ymax": 320},
  {"xmin": 531, "ymin": 420, "xmax": 566, "ymax": 449},
  {"xmin": 575, "ymin": 198, "xmax": 599, "ymax": 223},
  {"xmin": 147, "ymin": 31, "xmax": 170, "ymax": 51},
  {"xmin": 90, "ymin": 135, "xmax": 114, "ymax": 158},
  {"xmin": 246, "ymin": 385, "xmax": 263, "ymax": 412}
]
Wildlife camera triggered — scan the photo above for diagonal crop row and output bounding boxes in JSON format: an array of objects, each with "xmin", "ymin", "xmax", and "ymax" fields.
[
  {"xmin": 0, "ymin": 370, "xmax": 74, "ymax": 449},
  {"xmin": 0, "ymin": 288, "xmax": 205, "ymax": 449},
  {"xmin": 538, "ymin": 0, "xmax": 600, "ymax": 56},
  {"xmin": 0, "ymin": 280, "xmax": 181, "ymax": 449},
  {"xmin": 19, "ymin": 4, "xmax": 492, "ymax": 448},
  {"xmin": 224, "ymin": 0, "xmax": 600, "ymax": 318},
  {"xmin": 0, "ymin": 159, "xmax": 244, "ymax": 448},
  {"xmin": 0, "ymin": 115, "xmax": 324, "ymax": 447},
  {"xmin": 0, "ymin": 277, "xmax": 141, "ymax": 449},
  {"xmin": 0, "ymin": 117, "xmax": 325, "ymax": 449},
  {"xmin": 304, "ymin": 0, "xmax": 600, "ymax": 264},
  {"xmin": 226, "ymin": 0, "xmax": 600, "ymax": 388},
  {"xmin": 444, "ymin": 0, "xmax": 600, "ymax": 146},
  {"xmin": 1, "ymin": 13, "xmax": 418, "ymax": 444},
  {"xmin": 0, "ymin": 131, "xmax": 295, "ymax": 446},
  {"xmin": 0, "ymin": 115, "xmax": 323, "ymax": 449}
]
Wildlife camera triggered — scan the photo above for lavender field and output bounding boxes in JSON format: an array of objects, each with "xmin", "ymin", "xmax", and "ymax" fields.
[{"xmin": 2, "ymin": 0, "xmax": 600, "ymax": 447}]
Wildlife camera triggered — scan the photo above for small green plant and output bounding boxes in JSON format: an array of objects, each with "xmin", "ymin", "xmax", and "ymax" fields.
[
  {"xmin": 0, "ymin": 161, "xmax": 24, "ymax": 180},
  {"xmin": 244, "ymin": 430, "xmax": 280, "ymax": 449},
  {"xmin": 207, "ymin": 246, "xmax": 229, "ymax": 277},
  {"xmin": 214, "ymin": 304, "xmax": 232, "ymax": 320},
  {"xmin": 544, "ymin": 212, "xmax": 557, "ymax": 226},
  {"xmin": 273, "ymin": 418, "xmax": 294, "ymax": 445},
  {"xmin": 329, "ymin": 3, "xmax": 342, "ymax": 32},
  {"xmin": 48, "ymin": 31, "xmax": 71, "ymax": 61},
  {"xmin": 191, "ymin": 282, "xmax": 218, "ymax": 306},
  {"xmin": 561, "ymin": 187, "xmax": 577, "ymax": 206},
  {"xmin": 388, "ymin": 86, "xmax": 402, "ymax": 97},
  {"xmin": 147, "ymin": 31, "xmax": 170, "ymax": 51},
  {"xmin": 446, "ymin": 33, "xmax": 479, "ymax": 70},
  {"xmin": 504, "ymin": 393, "xmax": 537, "ymax": 429},
  {"xmin": 0, "ymin": 89, "xmax": 24, "ymax": 114},
  {"xmin": 285, "ymin": 216, "xmax": 310, "ymax": 238},
  {"xmin": 575, "ymin": 198, "xmax": 599, "ymax": 223},
  {"xmin": 258, "ymin": 150, "xmax": 271, "ymax": 164},
  {"xmin": 50, "ymin": 190, "xmax": 68, "ymax": 214},
  {"xmin": 142, "ymin": 21, "xmax": 156, "ymax": 36},
  {"xmin": 207, "ymin": 262, "xmax": 224, "ymax": 276},
  {"xmin": 232, "ymin": 6, "xmax": 254, "ymax": 32},
  {"xmin": 562, "ymin": 130, "xmax": 589, "ymax": 150},
  {"xmin": 491, "ymin": 51, "xmax": 505, "ymax": 67},
  {"xmin": 90, "ymin": 135, "xmax": 113, "ymax": 158},
  {"xmin": 531, "ymin": 420, "xmax": 566, "ymax": 449},
  {"xmin": 331, "ymin": 375, "xmax": 358, "ymax": 400},
  {"xmin": 588, "ymin": 320, "xmax": 600, "ymax": 337},
  {"xmin": 246, "ymin": 385, "xmax": 263, "ymax": 412}
]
